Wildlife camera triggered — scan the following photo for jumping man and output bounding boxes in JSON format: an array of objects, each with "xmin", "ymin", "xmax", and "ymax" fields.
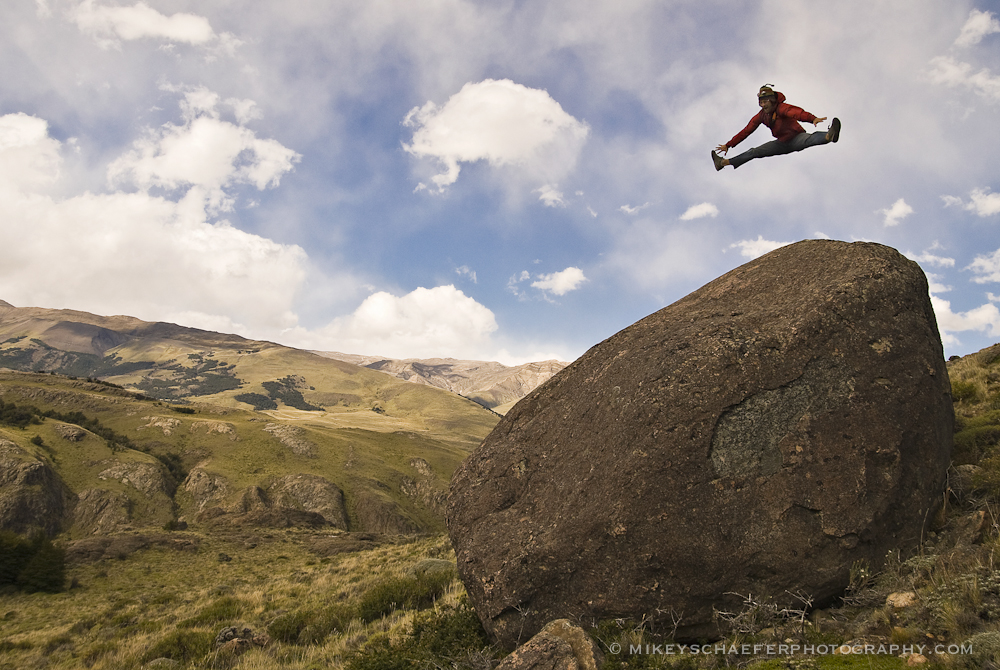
[{"xmin": 712, "ymin": 85, "xmax": 840, "ymax": 170}]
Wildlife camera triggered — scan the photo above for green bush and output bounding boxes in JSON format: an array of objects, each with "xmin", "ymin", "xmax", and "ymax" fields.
[
  {"xmin": 346, "ymin": 600, "xmax": 495, "ymax": 670},
  {"xmin": 178, "ymin": 596, "xmax": 244, "ymax": 628},
  {"xmin": 268, "ymin": 603, "xmax": 356, "ymax": 645},
  {"xmin": 952, "ymin": 380, "xmax": 981, "ymax": 403},
  {"xmin": 356, "ymin": 569, "xmax": 455, "ymax": 623},
  {"xmin": 143, "ymin": 630, "xmax": 213, "ymax": 664},
  {"xmin": 0, "ymin": 532, "xmax": 65, "ymax": 593}
]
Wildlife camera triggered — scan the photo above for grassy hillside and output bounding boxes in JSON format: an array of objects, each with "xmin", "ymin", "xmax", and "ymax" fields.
[{"xmin": 0, "ymin": 369, "xmax": 495, "ymax": 536}]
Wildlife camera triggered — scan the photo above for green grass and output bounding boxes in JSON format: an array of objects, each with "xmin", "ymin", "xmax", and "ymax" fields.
[{"xmin": 0, "ymin": 370, "xmax": 495, "ymax": 536}]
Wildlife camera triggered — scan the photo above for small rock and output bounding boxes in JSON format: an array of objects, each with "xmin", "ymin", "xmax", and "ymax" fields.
[
  {"xmin": 906, "ymin": 653, "xmax": 928, "ymax": 666},
  {"xmin": 886, "ymin": 592, "xmax": 918, "ymax": 608},
  {"xmin": 218, "ymin": 552, "xmax": 232, "ymax": 562},
  {"xmin": 145, "ymin": 658, "xmax": 181, "ymax": 668},
  {"xmin": 496, "ymin": 620, "xmax": 603, "ymax": 670}
]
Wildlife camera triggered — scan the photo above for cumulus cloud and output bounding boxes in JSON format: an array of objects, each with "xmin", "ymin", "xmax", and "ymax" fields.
[
  {"xmin": 931, "ymin": 294, "xmax": 1000, "ymax": 346},
  {"xmin": 71, "ymin": 0, "xmax": 238, "ymax": 52},
  {"xmin": 679, "ymin": 202, "xmax": 719, "ymax": 221},
  {"xmin": 0, "ymin": 106, "xmax": 309, "ymax": 336},
  {"xmin": 0, "ymin": 113, "xmax": 62, "ymax": 193},
  {"xmin": 107, "ymin": 87, "xmax": 300, "ymax": 214},
  {"xmin": 308, "ymin": 286, "xmax": 499, "ymax": 359},
  {"xmin": 877, "ymin": 198, "xmax": 914, "ymax": 226},
  {"xmin": 531, "ymin": 267, "xmax": 587, "ymax": 296},
  {"xmin": 929, "ymin": 55, "xmax": 1000, "ymax": 102},
  {"xmin": 729, "ymin": 235, "xmax": 791, "ymax": 259},
  {"xmin": 968, "ymin": 247, "xmax": 1000, "ymax": 283},
  {"xmin": 955, "ymin": 9, "xmax": 1000, "ymax": 47},
  {"xmin": 905, "ymin": 243, "xmax": 955, "ymax": 268},
  {"xmin": 943, "ymin": 188, "xmax": 1000, "ymax": 216},
  {"xmin": 403, "ymin": 79, "xmax": 589, "ymax": 193}
]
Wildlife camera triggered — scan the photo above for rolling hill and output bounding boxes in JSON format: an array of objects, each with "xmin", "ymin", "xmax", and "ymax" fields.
[{"xmin": 0, "ymin": 299, "xmax": 510, "ymax": 536}]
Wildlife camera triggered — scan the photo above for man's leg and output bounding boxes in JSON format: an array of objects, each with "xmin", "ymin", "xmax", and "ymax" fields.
[
  {"xmin": 730, "ymin": 131, "xmax": 830, "ymax": 168},
  {"xmin": 785, "ymin": 131, "xmax": 829, "ymax": 152},
  {"xmin": 729, "ymin": 139, "xmax": 795, "ymax": 168}
]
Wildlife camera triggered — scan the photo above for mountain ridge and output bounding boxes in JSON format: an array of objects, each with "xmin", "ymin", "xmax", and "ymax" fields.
[{"xmin": 313, "ymin": 351, "xmax": 568, "ymax": 411}]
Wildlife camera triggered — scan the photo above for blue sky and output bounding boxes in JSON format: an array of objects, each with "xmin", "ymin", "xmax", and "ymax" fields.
[{"xmin": 2, "ymin": 0, "xmax": 1000, "ymax": 364}]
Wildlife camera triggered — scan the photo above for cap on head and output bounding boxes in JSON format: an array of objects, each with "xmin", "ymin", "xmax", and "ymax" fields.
[{"xmin": 757, "ymin": 84, "xmax": 776, "ymax": 99}]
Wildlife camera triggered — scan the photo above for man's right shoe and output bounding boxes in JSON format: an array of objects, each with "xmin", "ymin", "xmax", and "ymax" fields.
[
  {"xmin": 712, "ymin": 151, "xmax": 726, "ymax": 171},
  {"xmin": 828, "ymin": 118, "xmax": 841, "ymax": 143}
]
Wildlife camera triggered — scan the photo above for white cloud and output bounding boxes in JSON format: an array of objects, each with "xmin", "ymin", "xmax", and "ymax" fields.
[
  {"xmin": 729, "ymin": 235, "xmax": 792, "ymax": 259},
  {"xmin": 107, "ymin": 89, "xmax": 300, "ymax": 211},
  {"xmin": 72, "ymin": 1, "xmax": 222, "ymax": 49},
  {"xmin": 0, "ymin": 113, "xmax": 62, "ymax": 193},
  {"xmin": 930, "ymin": 294, "xmax": 1000, "ymax": 346},
  {"xmin": 0, "ymin": 109, "xmax": 310, "ymax": 337},
  {"xmin": 968, "ymin": 247, "xmax": 1000, "ymax": 283},
  {"xmin": 967, "ymin": 188, "xmax": 1000, "ymax": 216},
  {"xmin": 306, "ymin": 286, "xmax": 499, "ymax": 359},
  {"xmin": 679, "ymin": 202, "xmax": 719, "ymax": 221},
  {"xmin": 955, "ymin": 9, "xmax": 1000, "ymax": 47},
  {"xmin": 455, "ymin": 265, "xmax": 477, "ymax": 283},
  {"xmin": 619, "ymin": 202, "xmax": 650, "ymax": 215},
  {"xmin": 877, "ymin": 198, "xmax": 914, "ymax": 226},
  {"xmin": 942, "ymin": 188, "xmax": 1000, "ymax": 216},
  {"xmin": 928, "ymin": 55, "xmax": 1000, "ymax": 102},
  {"xmin": 535, "ymin": 184, "xmax": 566, "ymax": 207},
  {"xmin": 531, "ymin": 267, "xmax": 587, "ymax": 296},
  {"xmin": 403, "ymin": 79, "xmax": 589, "ymax": 192},
  {"xmin": 905, "ymin": 247, "xmax": 955, "ymax": 268}
]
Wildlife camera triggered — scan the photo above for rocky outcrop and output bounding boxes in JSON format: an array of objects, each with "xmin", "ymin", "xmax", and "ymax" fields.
[
  {"xmin": 263, "ymin": 423, "xmax": 316, "ymax": 457},
  {"xmin": 98, "ymin": 461, "xmax": 172, "ymax": 497},
  {"xmin": 73, "ymin": 488, "xmax": 133, "ymax": 534},
  {"xmin": 138, "ymin": 416, "xmax": 182, "ymax": 436},
  {"xmin": 353, "ymin": 489, "xmax": 420, "ymax": 534},
  {"xmin": 268, "ymin": 474, "xmax": 348, "ymax": 529},
  {"xmin": 400, "ymin": 458, "xmax": 447, "ymax": 513},
  {"xmin": 182, "ymin": 468, "xmax": 229, "ymax": 511},
  {"xmin": 448, "ymin": 240, "xmax": 953, "ymax": 647},
  {"xmin": 0, "ymin": 439, "xmax": 72, "ymax": 536}
]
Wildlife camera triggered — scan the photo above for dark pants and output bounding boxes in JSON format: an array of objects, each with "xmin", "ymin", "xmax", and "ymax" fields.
[{"xmin": 730, "ymin": 131, "xmax": 829, "ymax": 168}]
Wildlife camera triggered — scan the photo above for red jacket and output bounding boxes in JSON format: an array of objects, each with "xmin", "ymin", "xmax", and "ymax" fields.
[{"xmin": 727, "ymin": 91, "xmax": 818, "ymax": 146}]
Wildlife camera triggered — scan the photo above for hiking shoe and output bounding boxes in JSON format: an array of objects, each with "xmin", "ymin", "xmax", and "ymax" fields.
[
  {"xmin": 712, "ymin": 151, "xmax": 726, "ymax": 171},
  {"xmin": 828, "ymin": 117, "xmax": 841, "ymax": 143}
]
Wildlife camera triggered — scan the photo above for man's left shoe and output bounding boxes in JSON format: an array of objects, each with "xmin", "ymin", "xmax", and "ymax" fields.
[
  {"xmin": 711, "ymin": 151, "xmax": 726, "ymax": 171},
  {"xmin": 828, "ymin": 118, "xmax": 841, "ymax": 143}
]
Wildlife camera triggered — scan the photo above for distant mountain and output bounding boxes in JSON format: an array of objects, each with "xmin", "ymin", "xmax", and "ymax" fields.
[
  {"xmin": 313, "ymin": 352, "xmax": 568, "ymax": 413},
  {"xmin": 0, "ymin": 299, "xmax": 502, "ymax": 535}
]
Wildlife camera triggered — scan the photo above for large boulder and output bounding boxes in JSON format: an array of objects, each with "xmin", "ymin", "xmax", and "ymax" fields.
[{"xmin": 447, "ymin": 240, "xmax": 953, "ymax": 648}]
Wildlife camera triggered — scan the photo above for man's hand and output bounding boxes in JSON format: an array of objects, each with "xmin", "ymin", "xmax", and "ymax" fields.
[
  {"xmin": 813, "ymin": 116, "xmax": 827, "ymax": 125},
  {"xmin": 715, "ymin": 144, "xmax": 729, "ymax": 154}
]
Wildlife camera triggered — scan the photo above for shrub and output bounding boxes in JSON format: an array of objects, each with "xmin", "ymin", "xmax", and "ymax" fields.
[
  {"xmin": 268, "ymin": 603, "xmax": 357, "ymax": 645},
  {"xmin": 143, "ymin": 630, "xmax": 213, "ymax": 664},
  {"xmin": 0, "ymin": 532, "xmax": 65, "ymax": 593},
  {"xmin": 356, "ymin": 569, "xmax": 455, "ymax": 623},
  {"xmin": 346, "ymin": 600, "xmax": 495, "ymax": 670},
  {"xmin": 952, "ymin": 380, "xmax": 981, "ymax": 403},
  {"xmin": 16, "ymin": 537, "xmax": 66, "ymax": 593},
  {"xmin": 178, "ymin": 596, "xmax": 244, "ymax": 628}
]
